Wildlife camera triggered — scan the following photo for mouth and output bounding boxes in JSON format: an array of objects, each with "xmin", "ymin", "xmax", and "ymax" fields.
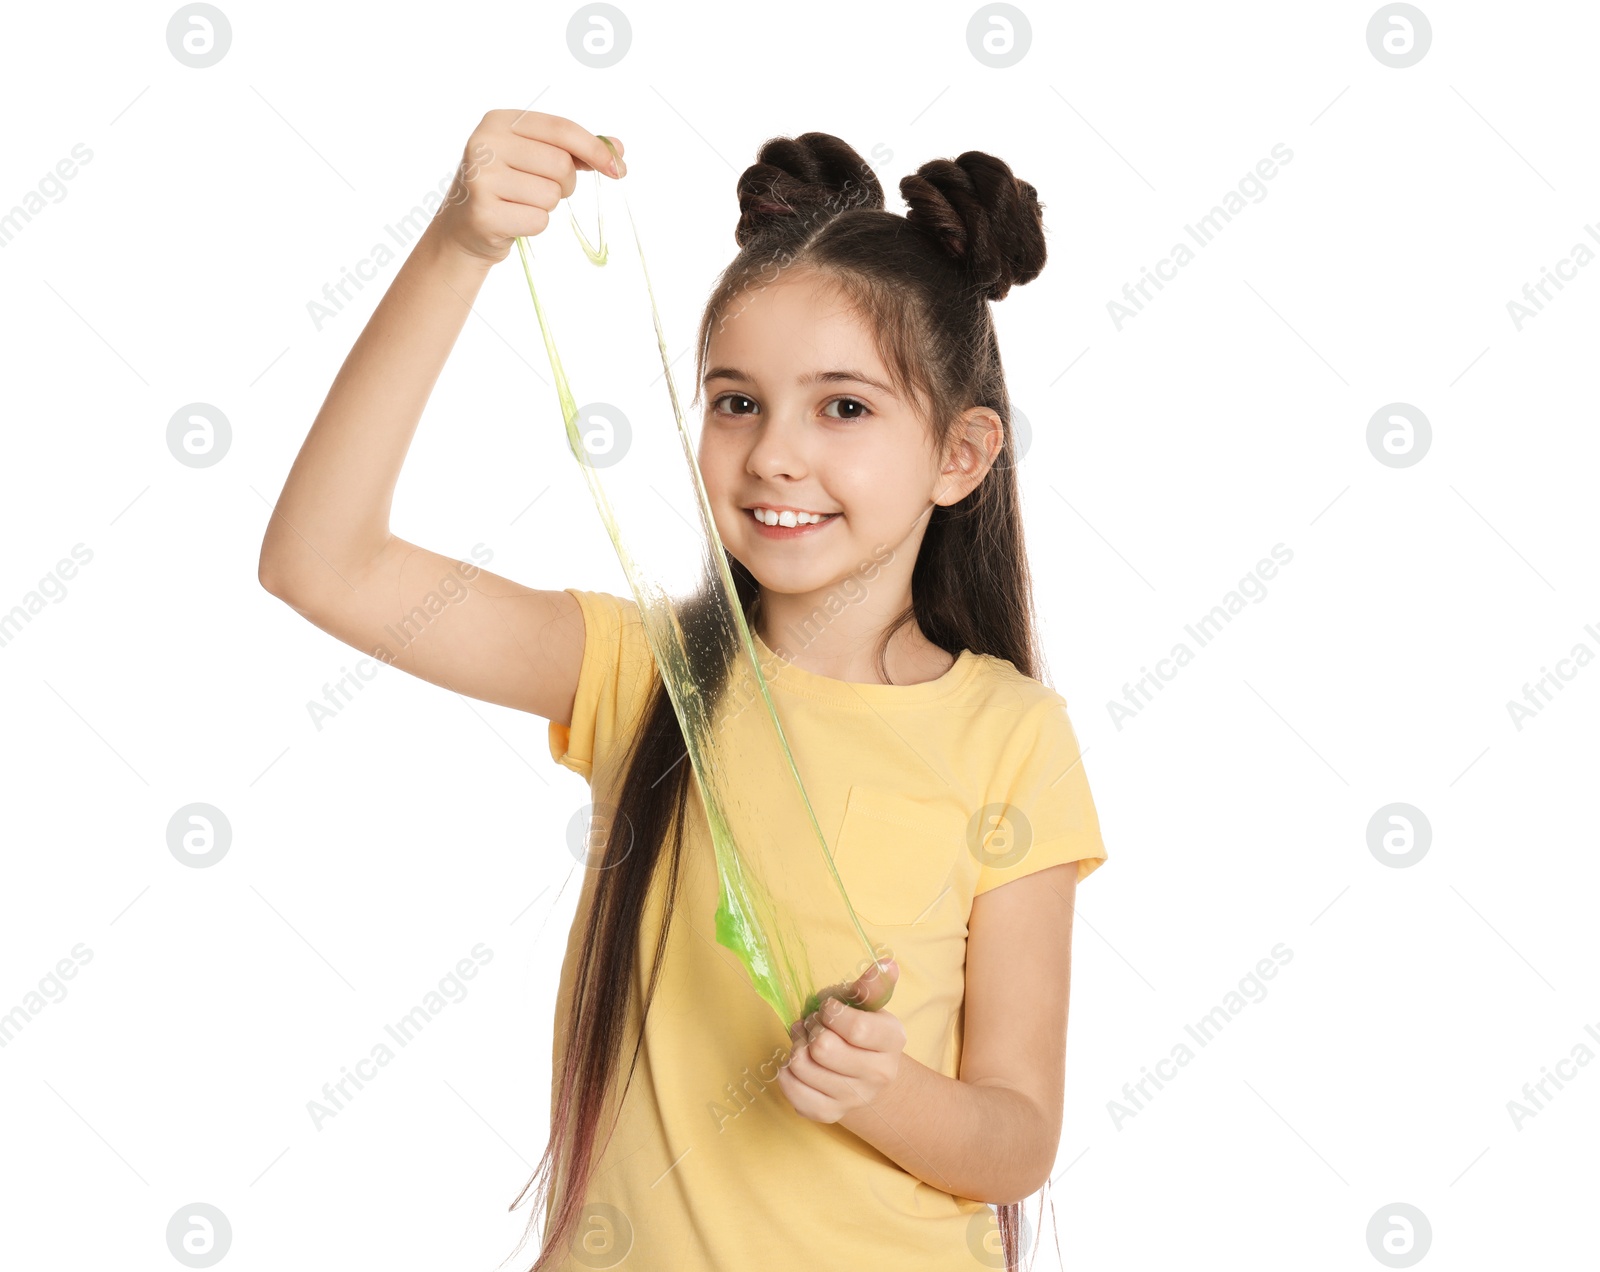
[{"xmin": 744, "ymin": 507, "xmax": 841, "ymax": 539}]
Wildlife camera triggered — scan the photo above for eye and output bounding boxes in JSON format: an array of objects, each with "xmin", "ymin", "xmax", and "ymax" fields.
[
  {"xmin": 708, "ymin": 393, "xmax": 872, "ymax": 421},
  {"xmin": 710, "ymin": 393, "xmax": 758, "ymax": 417},
  {"xmin": 823, "ymin": 396, "xmax": 872, "ymax": 421}
]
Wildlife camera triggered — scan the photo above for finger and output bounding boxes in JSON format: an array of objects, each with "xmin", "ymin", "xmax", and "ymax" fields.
[
  {"xmin": 813, "ymin": 999, "xmax": 897, "ymax": 1051},
  {"xmin": 498, "ymin": 135, "xmax": 582, "ymax": 195},
  {"xmin": 574, "ymin": 134, "xmax": 626, "ymax": 177},
  {"xmin": 501, "ymin": 111, "xmax": 623, "ymax": 178},
  {"xmin": 805, "ymin": 1023, "xmax": 873, "ymax": 1077},
  {"xmin": 487, "ymin": 168, "xmax": 568, "ymax": 213},
  {"xmin": 784, "ymin": 1039, "xmax": 858, "ymax": 1102},
  {"xmin": 576, "ymin": 134, "xmax": 624, "ymax": 174},
  {"xmin": 777, "ymin": 1065, "xmax": 834, "ymax": 1121},
  {"xmin": 838, "ymin": 955, "xmax": 898, "ymax": 1014},
  {"xmin": 813, "ymin": 956, "xmax": 898, "ymax": 1022}
]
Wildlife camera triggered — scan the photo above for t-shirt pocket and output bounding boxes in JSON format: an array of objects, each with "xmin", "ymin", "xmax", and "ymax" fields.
[{"xmin": 829, "ymin": 785, "xmax": 966, "ymax": 927}]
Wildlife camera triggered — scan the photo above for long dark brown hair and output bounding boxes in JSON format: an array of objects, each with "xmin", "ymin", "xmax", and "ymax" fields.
[{"xmin": 508, "ymin": 131, "xmax": 1051, "ymax": 1272}]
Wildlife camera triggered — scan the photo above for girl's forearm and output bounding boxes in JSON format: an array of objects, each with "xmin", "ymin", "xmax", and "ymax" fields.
[
  {"xmin": 259, "ymin": 219, "xmax": 494, "ymax": 593},
  {"xmin": 838, "ymin": 1056, "xmax": 1055, "ymax": 1206}
]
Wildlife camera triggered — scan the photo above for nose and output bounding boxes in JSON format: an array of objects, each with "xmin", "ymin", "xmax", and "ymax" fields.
[{"xmin": 744, "ymin": 409, "xmax": 810, "ymax": 483}]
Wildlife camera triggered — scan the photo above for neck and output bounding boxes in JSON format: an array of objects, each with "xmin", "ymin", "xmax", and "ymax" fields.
[{"xmin": 752, "ymin": 588, "xmax": 953, "ymax": 686}]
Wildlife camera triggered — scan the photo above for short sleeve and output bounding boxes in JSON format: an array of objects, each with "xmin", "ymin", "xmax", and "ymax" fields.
[
  {"xmin": 547, "ymin": 589, "xmax": 656, "ymax": 783},
  {"xmin": 973, "ymin": 695, "xmax": 1107, "ymax": 896}
]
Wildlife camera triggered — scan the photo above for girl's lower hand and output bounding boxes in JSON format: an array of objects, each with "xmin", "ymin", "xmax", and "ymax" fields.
[
  {"xmin": 436, "ymin": 109, "xmax": 626, "ymax": 267},
  {"xmin": 779, "ymin": 956, "xmax": 903, "ymax": 1124}
]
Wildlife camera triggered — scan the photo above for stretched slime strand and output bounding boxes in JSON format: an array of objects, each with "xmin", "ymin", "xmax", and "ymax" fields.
[{"xmin": 514, "ymin": 136, "xmax": 891, "ymax": 1027}]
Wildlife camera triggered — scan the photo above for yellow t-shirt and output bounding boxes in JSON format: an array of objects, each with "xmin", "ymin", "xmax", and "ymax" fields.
[{"xmin": 542, "ymin": 589, "xmax": 1107, "ymax": 1270}]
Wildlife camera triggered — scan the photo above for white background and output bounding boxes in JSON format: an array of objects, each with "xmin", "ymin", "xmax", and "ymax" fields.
[{"xmin": 1, "ymin": 0, "xmax": 1594, "ymax": 1268}]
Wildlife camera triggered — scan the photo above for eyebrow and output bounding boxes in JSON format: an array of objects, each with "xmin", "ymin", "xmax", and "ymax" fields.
[{"xmin": 703, "ymin": 367, "xmax": 897, "ymax": 397}]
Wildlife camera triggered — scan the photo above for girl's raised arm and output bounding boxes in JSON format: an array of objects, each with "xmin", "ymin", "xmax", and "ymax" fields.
[{"xmin": 257, "ymin": 111, "xmax": 624, "ymax": 725}]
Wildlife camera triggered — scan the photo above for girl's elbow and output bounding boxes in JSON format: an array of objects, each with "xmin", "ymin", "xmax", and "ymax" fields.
[
  {"xmin": 973, "ymin": 1155, "xmax": 1052, "ymax": 1206},
  {"xmin": 991, "ymin": 1167, "xmax": 1049, "ymax": 1207}
]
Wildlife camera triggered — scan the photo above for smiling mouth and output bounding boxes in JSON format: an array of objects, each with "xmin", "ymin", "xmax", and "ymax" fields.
[
  {"xmin": 745, "ymin": 508, "xmax": 840, "ymax": 537},
  {"xmin": 746, "ymin": 507, "xmax": 838, "ymax": 526}
]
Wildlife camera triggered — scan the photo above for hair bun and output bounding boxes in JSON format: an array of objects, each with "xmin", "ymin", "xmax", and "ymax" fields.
[
  {"xmin": 900, "ymin": 152, "xmax": 1046, "ymax": 301},
  {"xmin": 734, "ymin": 133, "xmax": 886, "ymax": 248}
]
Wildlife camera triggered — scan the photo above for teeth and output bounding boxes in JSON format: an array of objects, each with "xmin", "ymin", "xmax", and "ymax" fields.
[{"xmin": 752, "ymin": 507, "xmax": 829, "ymax": 527}]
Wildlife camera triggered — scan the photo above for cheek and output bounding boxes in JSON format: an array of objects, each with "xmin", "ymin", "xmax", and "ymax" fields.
[
  {"xmin": 836, "ymin": 465, "xmax": 919, "ymax": 524},
  {"xmin": 695, "ymin": 440, "xmax": 732, "ymax": 494}
]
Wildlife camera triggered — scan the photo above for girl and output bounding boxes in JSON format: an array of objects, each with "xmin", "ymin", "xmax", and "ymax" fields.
[{"xmin": 259, "ymin": 111, "xmax": 1107, "ymax": 1272}]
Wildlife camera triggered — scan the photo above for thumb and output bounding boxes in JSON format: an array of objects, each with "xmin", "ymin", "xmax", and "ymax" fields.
[
  {"xmin": 849, "ymin": 954, "xmax": 898, "ymax": 1012},
  {"xmin": 800, "ymin": 953, "xmax": 899, "ymax": 1023},
  {"xmin": 578, "ymin": 133, "xmax": 627, "ymax": 178}
]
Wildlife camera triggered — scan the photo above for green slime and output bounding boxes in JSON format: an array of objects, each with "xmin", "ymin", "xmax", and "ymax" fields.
[{"xmin": 515, "ymin": 137, "xmax": 892, "ymax": 1027}]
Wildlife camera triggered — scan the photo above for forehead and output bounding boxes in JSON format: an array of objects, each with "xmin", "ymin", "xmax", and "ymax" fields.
[{"xmin": 706, "ymin": 272, "xmax": 886, "ymax": 377}]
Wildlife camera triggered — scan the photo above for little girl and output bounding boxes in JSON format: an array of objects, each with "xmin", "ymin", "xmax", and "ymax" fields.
[{"xmin": 259, "ymin": 110, "xmax": 1107, "ymax": 1272}]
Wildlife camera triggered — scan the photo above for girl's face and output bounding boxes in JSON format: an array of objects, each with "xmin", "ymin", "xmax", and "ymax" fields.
[{"xmin": 697, "ymin": 272, "xmax": 960, "ymax": 604}]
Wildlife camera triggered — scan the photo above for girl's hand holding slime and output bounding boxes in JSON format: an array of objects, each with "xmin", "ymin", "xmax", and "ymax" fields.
[
  {"xmin": 436, "ymin": 109, "xmax": 626, "ymax": 267},
  {"xmin": 779, "ymin": 956, "xmax": 903, "ymax": 1124}
]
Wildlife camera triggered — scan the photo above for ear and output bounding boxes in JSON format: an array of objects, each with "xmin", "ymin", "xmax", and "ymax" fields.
[{"xmin": 935, "ymin": 407, "xmax": 1005, "ymax": 505}]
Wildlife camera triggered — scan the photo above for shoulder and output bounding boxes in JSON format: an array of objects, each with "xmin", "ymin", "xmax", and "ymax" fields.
[
  {"xmin": 958, "ymin": 651, "xmax": 1082, "ymax": 744},
  {"xmin": 953, "ymin": 657, "xmax": 1105, "ymax": 883},
  {"xmin": 961, "ymin": 671, "xmax": 1090, "ymax": 811}
]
